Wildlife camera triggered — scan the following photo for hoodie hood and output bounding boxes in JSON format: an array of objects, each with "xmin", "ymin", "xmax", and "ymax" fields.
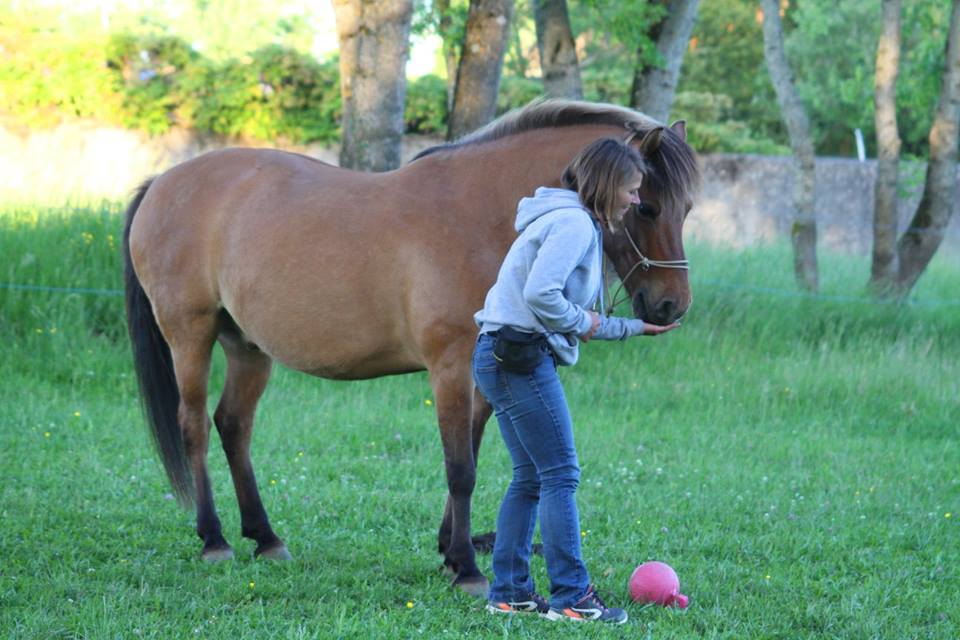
[{"xmin": 515, "ymin": 187, "xmax": 588, "ymax": 232}]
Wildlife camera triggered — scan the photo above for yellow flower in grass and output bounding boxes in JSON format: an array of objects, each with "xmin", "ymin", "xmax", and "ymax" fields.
[
  {"xmin": 406, "ymin": 601, "xmax": 414, "ymax": 609},
  {"xmin": 249, "ymin": 581, "xmax": 255, "ymax": 589},
  {"xmin": 424, "ymin": 399, "xmax": 433, "ymax": 407}
]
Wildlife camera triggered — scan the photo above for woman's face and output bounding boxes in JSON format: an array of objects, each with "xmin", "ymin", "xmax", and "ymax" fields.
[{"xmin": 614, "ymin": 171, "xmax": 644, "ymax": 217}]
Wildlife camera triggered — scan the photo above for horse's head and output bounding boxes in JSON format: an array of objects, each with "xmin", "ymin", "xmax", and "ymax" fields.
[{"xmin": 602, "ymin": 120, "xmax": 699, "ymax": 326}]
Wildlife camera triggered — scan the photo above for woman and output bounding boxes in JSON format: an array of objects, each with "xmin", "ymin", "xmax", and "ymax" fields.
[{"xmin": 472, "ymin": 138, "xmax": 680, "ymax": 624}]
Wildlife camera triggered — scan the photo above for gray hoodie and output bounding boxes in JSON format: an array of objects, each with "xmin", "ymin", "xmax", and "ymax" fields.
[{"xmin": 475, "ymin": 186, "xmax": 645, "ymax": 366}]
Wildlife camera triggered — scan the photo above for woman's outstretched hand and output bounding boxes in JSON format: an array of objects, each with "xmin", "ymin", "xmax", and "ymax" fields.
[{"xmin": 642, "ymin": 321, "xmax": 681, "ymax": 336}]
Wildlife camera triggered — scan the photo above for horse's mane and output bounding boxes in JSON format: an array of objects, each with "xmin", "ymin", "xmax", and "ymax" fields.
[{"xmin": 411, "ymin": 99, "xmax": 700, "ymax": 210}]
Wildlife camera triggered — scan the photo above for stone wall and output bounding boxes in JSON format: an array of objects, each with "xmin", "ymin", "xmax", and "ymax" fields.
[
  {"xmin": 689, "ymin": 154, "xmax": 960, "ymax": 255},
  {"xmin": 2, "ymin": 120, "xmax": 957, "ymax": 255}
]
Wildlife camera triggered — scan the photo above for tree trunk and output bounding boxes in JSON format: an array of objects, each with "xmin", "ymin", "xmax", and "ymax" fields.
[
  {"xmin": 892, "ymin": 0, "xmax": 960, "ymax": 297},
  {"xmin": 447, "ymin": 0, "xmax": 515, "ymax": 140},
  {"xmin": 533, "ymin": 0, "xmax": 582, "ymax": 99},
  {"xmin": 630, "ymin": 0, "xmax": 700, "ymax": 123},
  {"xmin": 435, "ymin": 0, "xmax": 459, "ymax": 112},
  {"xmin": 870, "ymin": 0, "xmax": 902, "ymax": 295},
  {"xmin": 333, "ymin": 0, "xmax": 414, "ymax": 171},
  {"xmin": 760, "ymin": 0, "xmax": 818, "ymax": 292}
]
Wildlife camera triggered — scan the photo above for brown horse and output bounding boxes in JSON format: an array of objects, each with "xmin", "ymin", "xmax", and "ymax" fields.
[{"xmin": 122, "ymin": 100, "xmax": 699, "ymax": 596}]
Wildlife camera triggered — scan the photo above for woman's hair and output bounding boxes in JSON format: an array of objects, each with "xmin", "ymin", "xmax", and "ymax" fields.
[{"xmin": 561, "ymin": 138, "xmax": 647, "ymax": 230}]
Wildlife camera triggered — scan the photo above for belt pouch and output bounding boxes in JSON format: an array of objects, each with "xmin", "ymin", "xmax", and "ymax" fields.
[{"xmin": 493, "ymin": 327, "xmax": 546, "ymax": 374}]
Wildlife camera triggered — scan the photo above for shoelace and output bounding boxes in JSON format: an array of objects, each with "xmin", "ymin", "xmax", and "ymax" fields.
[{"xmin": 578, "ymin": 586, "xmax": 609, "ymax": 612}]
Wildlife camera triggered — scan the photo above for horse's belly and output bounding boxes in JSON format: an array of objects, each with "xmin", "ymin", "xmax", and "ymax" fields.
[
  {"xmin": 285, "ymin": 349, "xmax": 425, "ymax": 380},
  {"xmin": 303, "ymin": 359, "xmax": 426, "ymax": 380},
  {"xmin": 229, "ymin": 317, "xmax": 424, "ymax": 380}
]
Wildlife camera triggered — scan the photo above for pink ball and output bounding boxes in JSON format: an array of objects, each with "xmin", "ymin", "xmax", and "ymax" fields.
[{"xmin": 628, "ymin": 561, "xmax": 689, "ymax": 608}]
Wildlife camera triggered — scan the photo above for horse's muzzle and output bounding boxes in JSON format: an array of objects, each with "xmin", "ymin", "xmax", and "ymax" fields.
[{"xmin": 633, "ymin": 291, "xmax": 684, "ymax": 326}]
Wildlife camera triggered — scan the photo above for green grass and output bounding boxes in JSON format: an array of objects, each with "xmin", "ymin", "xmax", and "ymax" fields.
[{"xmin": 1, "ymin": 203, "xmax": 958, "ymax": 639}]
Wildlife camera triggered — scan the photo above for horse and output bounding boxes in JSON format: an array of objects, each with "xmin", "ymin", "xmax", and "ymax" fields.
[{"xmin": 122, "ymin": 99, "xmax": 700, "ymax": 597}]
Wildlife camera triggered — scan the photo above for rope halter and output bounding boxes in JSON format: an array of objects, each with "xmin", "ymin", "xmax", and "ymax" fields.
[{"xmin": 603, "ymin": 214, "xmax": 690, "ymax": 316}]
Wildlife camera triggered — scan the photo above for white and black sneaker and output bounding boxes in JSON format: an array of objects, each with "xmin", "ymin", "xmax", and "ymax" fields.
[
  {"xmin": 486, "ymin": 591, "xmax": 550, "ymax": 616},
  {"xmin": 546, "ymin": 585, "xmax": 628, "ymax": 624}
]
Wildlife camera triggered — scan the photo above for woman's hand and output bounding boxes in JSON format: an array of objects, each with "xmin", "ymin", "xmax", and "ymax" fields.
[
  {"xmin": 642, "ymin": 321, "xmax": 681, "ymax": 336},
  {"xmin": 579, "ymin": 311, "xmax": 602, "ymax": 342}
]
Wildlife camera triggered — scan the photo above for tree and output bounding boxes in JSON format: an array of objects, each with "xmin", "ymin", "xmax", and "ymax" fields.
[
  {"xmin": 630, "ymin": 0, "xmax": 701, "ymax": 123},
  {"xmin": 448, "ymin": 0, "xmax": 515, "ymax": 140},
  {"xmin": 431, "ymin": 0, "xmax": 463, "ymax": 111},
  {"xmin": 332, "ymin": 0, "xmax": 414, "ymax": 171},
  {"xmin": 873, "ymin": 0, "xmax": 960, "ymax": 298},
  {"xmin": 533, "ymin": 0, "xmax": 582, "ymax": 99},
  {"xmin": 871, "ymin": 0, "xmax": 901, "ymax": 291},
  {"xmin": 760, "ymin": 0, "xmax": 818, "ymax": 292}
]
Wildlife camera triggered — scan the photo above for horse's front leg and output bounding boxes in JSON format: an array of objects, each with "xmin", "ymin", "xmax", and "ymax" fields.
[
  {"xmin": 438, "ymin": 386, "xmax": 495, "ymax": 570},
  {"xmin": 429, "ymin": 358, "xmax": 489, "ymax": 597}
]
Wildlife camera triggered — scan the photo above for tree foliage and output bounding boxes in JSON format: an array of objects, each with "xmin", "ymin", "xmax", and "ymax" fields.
[
  {"xmin": 1, "ymin": 0, "xmax": 957, "ymax": 156},
  {"xmin": 676, "ymin": 0, "xmax": 785, "ymax": 151},
  {"xmin": 785, "ymin": 0, "xmax": 952, "ymax": 157}
]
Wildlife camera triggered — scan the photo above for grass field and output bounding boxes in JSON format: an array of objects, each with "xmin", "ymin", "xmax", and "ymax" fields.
[{"xmin": 1, "ymin": 203, "xmax": 958, "ymax": 639}]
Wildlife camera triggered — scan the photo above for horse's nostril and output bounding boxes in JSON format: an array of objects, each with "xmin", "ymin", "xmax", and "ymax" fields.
[
  {"xmin": 657, "ymin": 299, "xmax": 676, "ymax": 323},
  {"xmin": 632, "ymin": 291, "xmax": 648, "ymax": 320}
]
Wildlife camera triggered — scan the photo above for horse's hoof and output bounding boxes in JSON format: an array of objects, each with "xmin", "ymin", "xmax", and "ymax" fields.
[
  {"xmin": 256, "ymin": 543, "xmax": 293, "ymax": 561},
  {"xmin": 453, "ymin": 574, "xmax": 489, "ymax": 598},
  {"xmin": 439, "ymin": 563, "xmax": 456, "ymax": 578},
  {"xmin": 202, "ymin": 546, "xmax": 235, "ymax": 563},
  {"xmin": 471, "ymin": 531, "xmax": 497, "ymax": 554}
]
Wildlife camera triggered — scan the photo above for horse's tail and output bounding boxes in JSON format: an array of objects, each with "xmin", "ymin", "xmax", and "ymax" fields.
[{"xmin": 123, "ymin": 179, "xmax": 194, "ymax": 506}]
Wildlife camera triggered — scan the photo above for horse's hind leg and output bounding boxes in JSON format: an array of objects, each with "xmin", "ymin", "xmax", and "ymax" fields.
[
  {"xmin": 213, "ymin": 338, "xmax": 290, "ymax": 560},
  {"xmin": 165, "ymin": 315, "xmax": 233, "ymax": 561}
]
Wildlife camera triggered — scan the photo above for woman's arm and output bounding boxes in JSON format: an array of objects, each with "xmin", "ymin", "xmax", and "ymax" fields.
[
  {"xmin": 590, "ymin": 312, "xmax": 681, "ymax": 340},
  {"xmin": 521, "ymin": 212, "xmax": 596, "ymax": 336}
]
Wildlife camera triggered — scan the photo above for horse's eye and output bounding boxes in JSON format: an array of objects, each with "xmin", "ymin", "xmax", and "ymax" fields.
[{"xmin": 635, "ymin": 201, "xmax": 659, "ymax": 219}]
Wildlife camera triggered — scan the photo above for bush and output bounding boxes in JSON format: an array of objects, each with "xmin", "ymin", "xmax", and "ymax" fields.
[
  {"xmin": 106, "ymin": 33, "xmax": 199, "ymax": 134},
  {"xmin": 178, "ymin": 45, "xmax": 341, "ymax": 143},
  {"xmin": 581, "ymin": 63, "xmax": 632, "ymax": 107},
  {"xmin": 107, "ymin": 35, "xmax": 341, "ymax": 143},
  {"xmin": 497, "ymin": 75, "xmax": 543, "ymax": 114},
  {"xmin": 0, "ymin": 14, "xmax": 120, "ymax": 127},
  {"xmin": 1, "ymin": 20, "xmax": 342, "ymax": 145},
  {"xmin": 404, "ymin": 74, "xmax": 448, "ymax": 135}
]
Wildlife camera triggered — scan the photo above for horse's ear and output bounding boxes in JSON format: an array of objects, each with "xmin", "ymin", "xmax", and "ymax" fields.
[
  {"xmin": 636, "ymin": 126, "xmax": 664, "ymax": 157},
  {"xmin": 669, "ymin": 119, "xmax": 687, "ymax": 142}
]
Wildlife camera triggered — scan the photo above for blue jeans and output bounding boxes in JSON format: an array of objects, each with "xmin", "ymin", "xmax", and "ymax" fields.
[{"xmin": 472, "ymin": 333, "xmax": 590, "ymax": 609}]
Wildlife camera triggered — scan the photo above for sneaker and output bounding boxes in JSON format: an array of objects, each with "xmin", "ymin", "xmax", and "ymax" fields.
[
  {"xmin": 546, "ymin": 585, "xmax": 628, "ymax": 624},
  {"xmin": 486, "ymin": 591, "xmax": 550, "ymax": 616}
]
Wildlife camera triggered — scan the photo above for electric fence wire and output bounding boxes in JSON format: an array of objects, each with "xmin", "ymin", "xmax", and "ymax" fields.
[{"xmin": 2, "ymin": 276, "xmax": 959, "ymax": 309}]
